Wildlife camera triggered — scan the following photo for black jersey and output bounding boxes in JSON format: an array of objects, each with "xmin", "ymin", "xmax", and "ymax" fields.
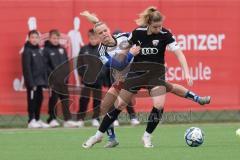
[{"xmin": 128, "ymin": 27, "xmax": 175, "ymax": 64}]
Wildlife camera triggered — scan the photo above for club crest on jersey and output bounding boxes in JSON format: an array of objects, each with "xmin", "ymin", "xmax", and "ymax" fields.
[
  {"xmin": 59, "ymin": 48, "xmax": 64, "ymax": 54},
  {"xmin": 152, "ymin": 40, "xmax": 159, "ymax": 46}
]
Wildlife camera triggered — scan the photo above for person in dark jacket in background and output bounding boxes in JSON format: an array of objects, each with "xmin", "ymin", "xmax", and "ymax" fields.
[
  {"xmin": 22, "ymin": 30, "xmax": 50, "ymax": 129},
  {"xmin": 43, "ymin": 29, "xmax": 78, "ymax": 128},
  {"xmin": 76, "ymin": 29, "xmax": 103, "ymax": 127}
]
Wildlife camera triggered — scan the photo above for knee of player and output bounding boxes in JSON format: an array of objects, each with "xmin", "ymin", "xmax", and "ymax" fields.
[
  {"xmin": 166, "ymin": 83, "xmax": 174, "ymax": 93},
  {"xmin": 153, "ymin": 106, "xmax": 164, "ymax": 110},
  {"xmin": 116, "ymin": 105, "xmax": 127, "ymax": 110},
  {"xmin": 114, "ymin": 100, "xmax": 127, "ymax": 110}
]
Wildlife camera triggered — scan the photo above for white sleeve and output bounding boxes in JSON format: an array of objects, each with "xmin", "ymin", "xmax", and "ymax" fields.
[
  {"xmin": 99, "ymin": 56, "xmax": 108, "ymax": 65},
  {"xmin": 98, "ymin": 44, "xmax": 108, "ymax": 64},
  {"xmin": 167, "ymin": 41, "xmax": 181, "ymax": 52}
]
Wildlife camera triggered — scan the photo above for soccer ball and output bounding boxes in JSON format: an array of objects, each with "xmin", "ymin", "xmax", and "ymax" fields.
[
  {"xmin": 184, "ymin": 127, "xmax": 204, "ymax": 147},
  {"xmin": 236, "ymin": 128, "xmax": 240, "ymax": 136}
]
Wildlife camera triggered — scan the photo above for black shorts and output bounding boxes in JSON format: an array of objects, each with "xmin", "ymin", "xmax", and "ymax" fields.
[{"xmin": 123, "ymin": 62, "xmax": 167, "ymax": 94}]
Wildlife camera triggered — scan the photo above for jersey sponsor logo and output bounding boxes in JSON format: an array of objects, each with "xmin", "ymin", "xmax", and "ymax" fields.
[
  {"xmin": 152, "ymin": 40, "xmax": 159, "ymax": 46},
  {"xmin": 141, "ymin": 48, "xmax": 158, "ymax": 55},
  {"xmin": 50, "ymin": 52, "xmax": 55, "ymax": 56}
]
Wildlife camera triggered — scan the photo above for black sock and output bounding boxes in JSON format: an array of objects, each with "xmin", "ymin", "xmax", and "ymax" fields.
[
  {"xmin": 185, "ymin": 91, "xmax": 200, "ymax": 102},
  {"xmin": 126, "ymin": 103, "xmax": 137, "ymax": 119},
  {"xmin": 99, "ymin": 108, "xmax": 121, "ymax": 133},
  {"xmin": 146, "ymin": 107, "xmax": 164, "ymax": 134},
  {"xmin": 106, "ymin": 124, "xmax": 116, "ymax": 140}
]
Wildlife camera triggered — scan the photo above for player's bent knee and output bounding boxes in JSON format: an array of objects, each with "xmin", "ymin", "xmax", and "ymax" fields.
[
  {"xmin": 153, "ymin": 105, "xmax": 164, "ymax": 110},
  {"xmin": 150, "ymin": 86, "xmax": 167, "ymax": 97},
  {"xmin": 114, "ymin": 97, "xmax": 127, "ymax": 111}
]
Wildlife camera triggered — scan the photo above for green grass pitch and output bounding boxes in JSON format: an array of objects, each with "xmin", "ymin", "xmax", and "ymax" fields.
[{"xmin": 0, "ymin": 123, "xmax": 240, "ymax": 160}]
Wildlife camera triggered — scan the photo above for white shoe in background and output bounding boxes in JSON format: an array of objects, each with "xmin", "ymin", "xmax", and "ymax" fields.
[
  {"xmin": 76, "ymin": 120, "xmax": 85, "ymax": 128},
  {"xmin": 130, "ymin": 118, "xmax": 140, "ymax": 126},
  {"xmin": 49, "ymin": 119, "xmax": 60, "ymax": 128},
  {"xmin": 113, "ymin": 120, "xmax": 120, "ymax": 127},
  {"xmin": 28, "ymin": 119, "xmax": 41, "ymax": 129},
  {"xmin": 37, "ymin": 120, "xmax": 50, "ymax": 128},
  {"xmin": 63, "ymin": 120, "xmax": 78, "ymax": 128},
  {"xmin": 92, "ymin": 119, "xmax": 100, "ymax": 127}
]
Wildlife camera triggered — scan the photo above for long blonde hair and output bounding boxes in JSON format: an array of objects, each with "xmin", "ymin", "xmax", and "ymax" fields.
[
  {"xmin": 135, "ymin": 6, "xmax": 164, "ymax": 26},
  {"xmin": 80, "ymin": 11, "xmax": 105, "ymax": 30}
]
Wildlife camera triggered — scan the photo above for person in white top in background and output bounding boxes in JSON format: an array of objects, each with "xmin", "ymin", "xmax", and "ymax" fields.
[{"xmin": 68, "ymin": 17, "xmax": 84, "ymax": 86}]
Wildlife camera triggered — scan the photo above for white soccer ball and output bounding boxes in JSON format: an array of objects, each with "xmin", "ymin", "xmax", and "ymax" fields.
[
  {"xmin": 184, "ymin": 127, "xmax": 204, "ymax": 147},
  {"xmin": 236, "ymin": 129, "xmax": 240, "ymax": 137}
]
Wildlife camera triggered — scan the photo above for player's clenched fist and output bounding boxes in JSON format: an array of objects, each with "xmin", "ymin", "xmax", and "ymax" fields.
[{"xmin": 129, "ymin": 44, "xmax": 141, "ymax": 56}]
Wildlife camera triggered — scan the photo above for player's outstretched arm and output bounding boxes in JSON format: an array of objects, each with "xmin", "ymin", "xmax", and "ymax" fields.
[
  {"xmin": 173, "ymin": 49, "xmax": 193, "ymax": 86},
  {"xmin": 102, "ymin": 45, "xmax": 141, "ymax": 70}
]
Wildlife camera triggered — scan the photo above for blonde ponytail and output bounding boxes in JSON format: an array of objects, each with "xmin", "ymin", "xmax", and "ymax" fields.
[{"xmin": 135, "ymin": 6, "xmax": 164, "ymax": 26}]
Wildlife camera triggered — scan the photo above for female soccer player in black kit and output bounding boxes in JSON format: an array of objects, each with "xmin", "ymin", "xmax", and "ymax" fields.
[{"xmin": 81, "ymin": 7, "xmax": 211, "ymax": 148}]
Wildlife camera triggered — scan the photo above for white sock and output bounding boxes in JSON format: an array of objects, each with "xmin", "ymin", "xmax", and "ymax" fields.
[
  {"xmin": 95, "ymin": 130, "xmax": 104, "ymax": 139},
  {"xmin": 143, "ymin": 131, "xmax": 151, "ymax": 137}
]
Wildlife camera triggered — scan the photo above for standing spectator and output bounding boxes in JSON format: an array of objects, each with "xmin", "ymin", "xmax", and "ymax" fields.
[
  {"xmin": 22, "ymin": 30, "xmax": 49, "ymax": 128},
  {"xmin": 43, "ymin": 29, "xmax": 78, "ymax": 128},
  {"xmin": 76, "ymin": 29, "xmax": 102, "ymax": 127},
  {"xmin": 18, "ymin": 17, "xmax": 40, "ymax": 91}
]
